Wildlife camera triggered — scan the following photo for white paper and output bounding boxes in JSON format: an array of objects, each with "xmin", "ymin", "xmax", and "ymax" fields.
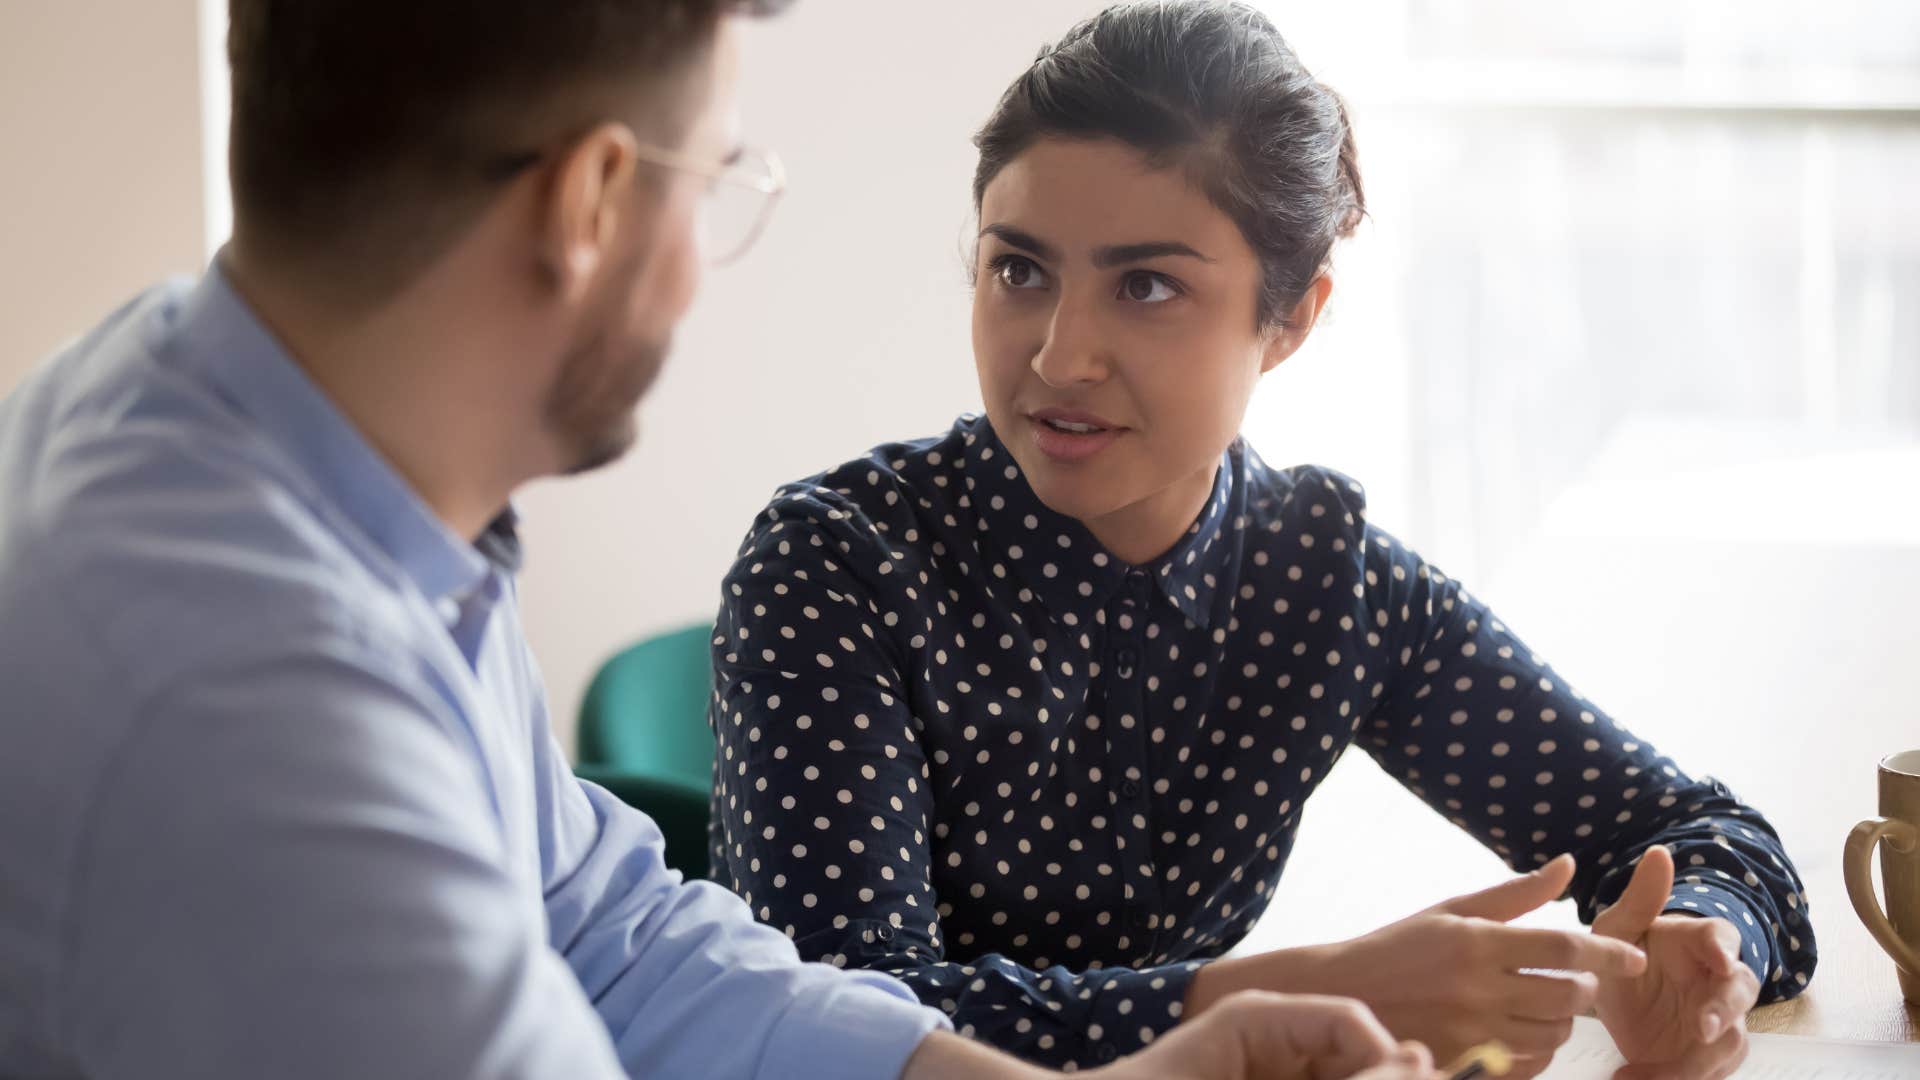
[{"xmin": 1538, "ymin": 1017, "xmax": 1920, "ymax": 1078}]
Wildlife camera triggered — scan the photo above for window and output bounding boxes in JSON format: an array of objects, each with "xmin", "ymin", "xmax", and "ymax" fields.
[
  {"xmin": 1249, "ymin": 0, "xmax": 1920, "ymax": 582},
  {"xmin": 1236, "ymin": 0, "xmax": 1919, "ymax": 949}
]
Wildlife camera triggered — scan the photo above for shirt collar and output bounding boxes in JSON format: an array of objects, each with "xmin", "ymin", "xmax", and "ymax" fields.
[
  {"xmin": 160, "ymin": 256, "xmax": 512, "ymax": 603},
  {"xmin": 1149, "ymin": 451, "xmax": 1242, "ymax": 630},
  {"xmin": 961, "ymin": 416, "xmax": 1243, "ymax": 630}
]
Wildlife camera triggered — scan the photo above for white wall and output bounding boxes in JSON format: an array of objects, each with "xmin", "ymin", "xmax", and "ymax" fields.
[{"xmin": 0, "ymin": 0, "xmax": 205, "ymax": 386}]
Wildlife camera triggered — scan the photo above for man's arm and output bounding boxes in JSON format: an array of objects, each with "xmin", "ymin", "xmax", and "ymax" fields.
[
  {"xmin": 58, "ymin": 644, "xmax": 630, "ymax": 1080},
  {"xmin": 536, "ymin": 756, "xmax": 945, "ymax": 1080}
]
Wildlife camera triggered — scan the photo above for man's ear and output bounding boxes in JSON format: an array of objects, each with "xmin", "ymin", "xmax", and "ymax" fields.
[
  {"xmin": 538, "ymin": 121, "xmax": 641, "ymax": 304},
  {"xmin": 1259, "ymin": 273, "xmax": 1333, "ymax": 374}
]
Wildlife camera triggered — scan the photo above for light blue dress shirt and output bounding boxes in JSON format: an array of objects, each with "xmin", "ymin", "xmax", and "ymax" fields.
[{"xmin": 0, "ymin": 265, "xmax": 945, "ymax": 1079}]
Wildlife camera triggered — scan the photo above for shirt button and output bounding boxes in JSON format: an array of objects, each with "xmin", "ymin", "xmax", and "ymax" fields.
[
  {"xmin": 1120, "ymin": 778, "xmax": 1141, "ymax": 799},
  {"xmin": 875, "ymin": 925, "xmax": 895, "ymax": 942},
  {"xmin": 1115, "ymin": 648, "xmax": 1138, "ymax": 677},
  {"xmin": 1096, "ymin": 1043, "xmax": 1118, "ymax": 1063},
  {"xmin": 1131, "ymin": 910, "xmax": 1152, "ymax": 930}
]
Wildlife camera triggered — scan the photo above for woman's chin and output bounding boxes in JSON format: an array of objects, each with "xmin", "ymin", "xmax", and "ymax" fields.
[{"xmin": 1022, "ymin": 469, "xmax": 1126, "ymax": 527}]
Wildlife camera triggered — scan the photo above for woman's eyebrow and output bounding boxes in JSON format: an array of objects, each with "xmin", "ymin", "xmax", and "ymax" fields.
[
  {"xmin": 978, "ymin": 224, "xmax": 1059, "ymax": 262},
  {"xmin": 1092, "ymin": 241, "xmax": 1213, "ymax": 268},
  {"xmin": 979, "ymin": 226, "xmax": 1214, "ymax": 268}
]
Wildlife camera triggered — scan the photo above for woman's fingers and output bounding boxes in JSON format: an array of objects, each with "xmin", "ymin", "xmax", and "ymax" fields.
[
  {"xmin": 1594, "ymin": 847, "xmax": 1674, "ymax": 942},
  {"xmin": 1491, "ymin": 926, "xmax": 1647, "ymax": 978},
  {"xmin": 1499, "ymin": 970, "xmax": 1600, "ymax": 1021},
  {"xmin": 1685, "ymin": 916, "xmax": 1745, "ymax": 977},
  {"xmin": 1611, "ymin": 1024, "xmax": 1748, "ymax": 1080},
  {"xmin": 1702, "ymin": 964, "xmax": 1761, "ymax": 1043},
  {"xmin": 1664, "ymin": 917, "xmax": 1759, "ymax": 1043},
  {"xmin": 1432, "ymin": 855, "xmax": 1576, "ymax": 923}
]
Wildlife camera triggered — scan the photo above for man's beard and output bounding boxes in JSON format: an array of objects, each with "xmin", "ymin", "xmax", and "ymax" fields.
[{"xmin": 544, "ymin": 319, "xmax": 670, "ymax": 477}]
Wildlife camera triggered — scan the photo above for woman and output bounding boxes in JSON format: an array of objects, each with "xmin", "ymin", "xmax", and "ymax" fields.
[{"xmin": 707, "ymin": 2, "xmax": 1815, "ymax": 1074}]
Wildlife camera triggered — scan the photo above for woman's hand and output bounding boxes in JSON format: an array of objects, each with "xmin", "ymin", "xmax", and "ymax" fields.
[
  {"xmin": 1593, "ymin": 846, "xmax": 1761, "ymax": 1080},
  {"xmin": 1184, "ymin": 855, "xmax": 1646, "ymax": 1076},
  {"xmin": 1091, "ymin": 992, "xmax": 1433, "ymax": 1080}
]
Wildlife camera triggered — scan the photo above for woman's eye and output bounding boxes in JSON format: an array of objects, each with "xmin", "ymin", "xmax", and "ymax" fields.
[
  {"xmin": 996, "ymin": 257, "xmax": 1047, "ymax": 290},
  {"xmin": 1121, "ymin": 271, "xmax": 1178, "ymax": 303}
]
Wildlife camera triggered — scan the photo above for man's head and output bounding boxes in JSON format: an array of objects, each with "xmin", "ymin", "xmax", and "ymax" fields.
[{"xmin": 227, "ymin": 0, "xmax": 788, "ymax": 477}]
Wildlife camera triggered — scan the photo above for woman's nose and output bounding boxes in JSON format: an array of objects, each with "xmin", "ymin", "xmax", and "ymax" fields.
[{"xmin": 1030, "ymin": 295, "xmax": 1111, "ymax": 388}]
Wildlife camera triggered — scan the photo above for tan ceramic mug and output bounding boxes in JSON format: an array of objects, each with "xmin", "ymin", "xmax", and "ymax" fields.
[{"xmin": 1846, "ymin": 749, "xmax": 1920, "ymax": 1003}]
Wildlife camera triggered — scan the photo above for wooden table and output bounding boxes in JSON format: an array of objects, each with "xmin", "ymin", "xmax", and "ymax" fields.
[
  {"xmin": 1232, "ymin": 526, "xmax": 1920, "ymax": 1044},
  {"xmin": 1745, "ymin": 867, "xmax": 1917, "ymax": 1039},
  {"xmin": 1737, "ymin": 765, "xmax": 1919, "ymax": 1041}
]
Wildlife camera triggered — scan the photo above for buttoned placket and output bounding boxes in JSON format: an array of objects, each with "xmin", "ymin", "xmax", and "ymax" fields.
[{"xmin": 1107, "ymin": 567, "xmax": 1165, "ymax": 962}]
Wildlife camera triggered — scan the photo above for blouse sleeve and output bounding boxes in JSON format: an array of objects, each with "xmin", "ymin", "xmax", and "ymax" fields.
[{"xmin": 1337, "ymin": 478, "xmax": 1815, "ymax": 1001}]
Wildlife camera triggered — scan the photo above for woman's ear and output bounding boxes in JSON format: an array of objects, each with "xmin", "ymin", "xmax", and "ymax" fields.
[
  {"xmin": 1258, "ymin": 274, "xmax": 1334, "ymax": 374},
  {"xmin": 536, "ymin": 121, "xmax": 641, "ymax": 304}
]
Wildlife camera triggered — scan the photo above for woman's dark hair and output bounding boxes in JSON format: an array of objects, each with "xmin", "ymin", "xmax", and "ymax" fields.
[{"xmin": 973, "ymin": 0, "xmax": 1365, "ymax": 329}]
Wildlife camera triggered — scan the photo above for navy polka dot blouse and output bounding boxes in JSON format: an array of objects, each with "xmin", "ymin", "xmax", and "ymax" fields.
[{"xmin": 709, "ymin": 414, "xmax": 1815, "ymax": 1069}]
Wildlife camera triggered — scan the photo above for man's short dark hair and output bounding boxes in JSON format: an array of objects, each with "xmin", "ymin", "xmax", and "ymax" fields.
[{"xmin": 227, "ymin": 0, "xmax": 790, "ymax": 296}]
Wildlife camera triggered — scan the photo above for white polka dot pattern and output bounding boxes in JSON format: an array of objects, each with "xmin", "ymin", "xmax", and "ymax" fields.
[{"xmin": 708, "ymin": 415, "xmax": 1815, "ymax": 1068}]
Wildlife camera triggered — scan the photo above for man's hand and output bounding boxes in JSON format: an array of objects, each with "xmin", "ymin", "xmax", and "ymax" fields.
[
  {"xmin": 1092, "ymin": 993, "xmax": 1432, "ymax": 1080},
  {"xmin": 901, "ymin": 992, "xmax": 1433, "ymax": 1080}
]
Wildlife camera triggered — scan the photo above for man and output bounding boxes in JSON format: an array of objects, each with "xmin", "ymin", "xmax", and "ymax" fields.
[{"xmin": 0, "ymin": 2, "xmax": 1432, "ymax": 1078}]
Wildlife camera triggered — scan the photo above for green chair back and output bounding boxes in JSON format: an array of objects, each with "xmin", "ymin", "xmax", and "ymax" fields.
[{"xmin": 574, "ymin": 622, "xmax": 716, "ymax": 879}]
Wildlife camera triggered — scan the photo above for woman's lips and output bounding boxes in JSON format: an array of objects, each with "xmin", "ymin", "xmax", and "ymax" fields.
[{"xmin": 1026, "ymin": 409, "xmax": 1126, "ymax": 463}]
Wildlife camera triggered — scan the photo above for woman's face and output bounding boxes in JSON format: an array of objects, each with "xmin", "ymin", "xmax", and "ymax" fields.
[{"xmin": 971, "ymin": 137, "xmax": 1320, "ymax": 559}]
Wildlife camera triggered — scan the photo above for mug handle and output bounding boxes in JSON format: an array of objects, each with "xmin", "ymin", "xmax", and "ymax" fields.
[{"xmin": 1846, "ymin": 817, "xmax": 1920, "ymax": 975}]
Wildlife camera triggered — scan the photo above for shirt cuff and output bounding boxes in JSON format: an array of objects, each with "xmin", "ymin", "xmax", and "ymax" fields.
[
  {"xmin": 761, "ymin": 967, "xmax": 949, "ymax": 1080},
  {"xmin": 1665, "ymin": 881, "xmax": 1771, "ymax": 988},
  {"xmin": 1077, "ymin": 960, "xmax": 1206, "ymax": 1067}
]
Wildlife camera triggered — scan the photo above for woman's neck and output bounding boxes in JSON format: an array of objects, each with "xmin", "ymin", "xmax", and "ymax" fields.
[{"xmin": 1078, "ymin": 460, "xmax": 1220, "ymax": 567}]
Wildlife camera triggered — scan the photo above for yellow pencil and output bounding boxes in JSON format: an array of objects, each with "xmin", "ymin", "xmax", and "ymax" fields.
[{"xmin": 1442, "ymin": 1040, "xmax": 1515, "ymax": 1080}]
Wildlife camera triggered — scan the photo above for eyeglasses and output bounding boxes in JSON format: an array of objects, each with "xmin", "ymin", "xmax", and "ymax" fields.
[{"xmin": 485, "ymin": 139, "xmax": 786, "ymax": 267}]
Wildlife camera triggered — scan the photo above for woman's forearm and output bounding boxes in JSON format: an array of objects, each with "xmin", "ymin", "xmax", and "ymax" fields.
[
  {"xmin": 1182, "ymin": 944, "xmax": 1337, "ymax": 1016},
  {"xmin": 901, "ymin": 1031, "xmax": 1054, "ymax": 1080}
]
